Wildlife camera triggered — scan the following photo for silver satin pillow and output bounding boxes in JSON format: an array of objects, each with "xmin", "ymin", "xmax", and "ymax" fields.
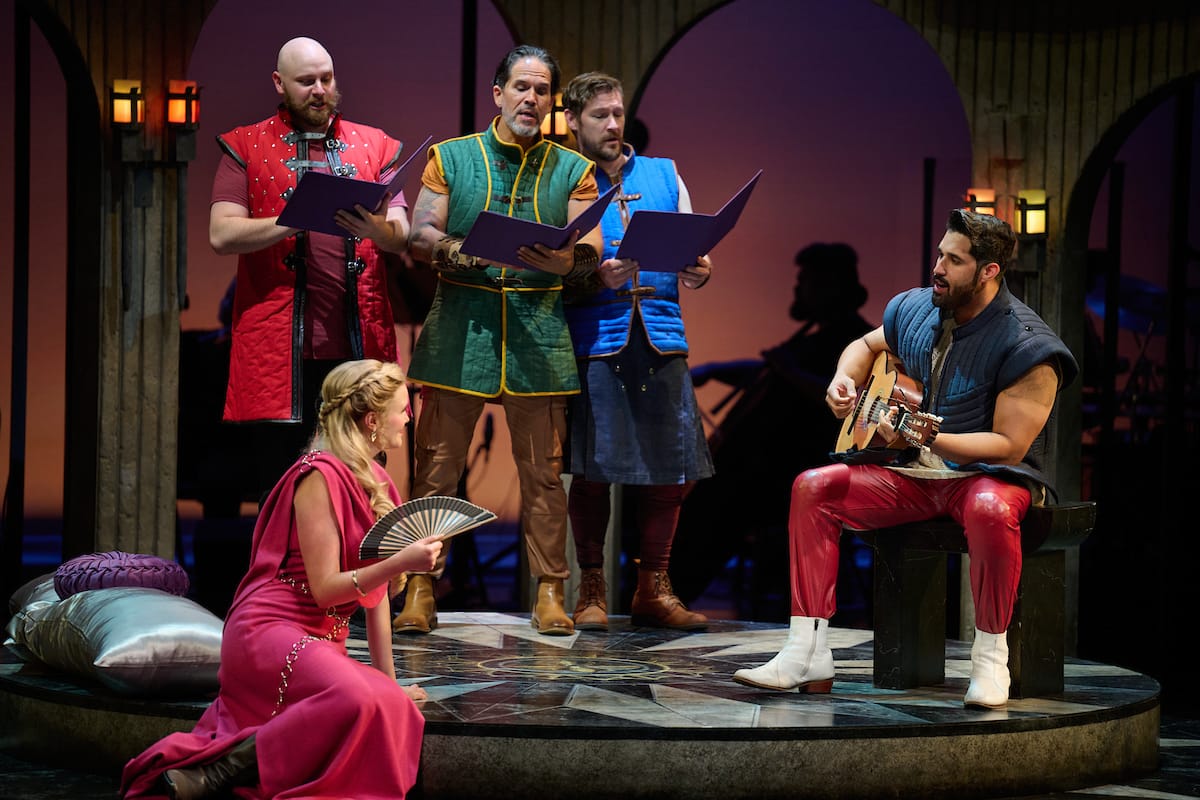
[
  {"xmin": 13, "ymin": 586, "xmax": 223, "ymax": 697},
  {"xmin": 5, "ymin": 573, "xmax": 59, "ymax": 641}
]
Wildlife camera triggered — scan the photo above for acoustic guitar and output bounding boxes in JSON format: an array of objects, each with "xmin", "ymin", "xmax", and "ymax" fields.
[{"xmin": 834, "ymin": 352, "xmax": 943, "ymax": 453}]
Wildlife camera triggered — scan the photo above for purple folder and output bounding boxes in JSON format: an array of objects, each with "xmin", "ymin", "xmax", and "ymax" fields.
[
  {"xmin": 459, "ymin": 184, "xmax": 619, "ymax": 268},
  {"xmin": 275, "ymin": 135, "xmax": 433, "ymax": 238},
  {"xmin": 614, "ymin": 169, "xmax": 763, "ymax": 272}
]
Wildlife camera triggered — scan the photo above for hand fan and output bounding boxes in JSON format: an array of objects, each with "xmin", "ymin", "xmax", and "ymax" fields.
[{"xmin": 359, "ymin": 496, "xmax": 498, "ymax": 559}]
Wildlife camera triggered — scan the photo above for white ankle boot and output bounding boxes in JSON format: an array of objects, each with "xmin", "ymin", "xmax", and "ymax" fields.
[
  {"xmin": 732, "ymin": 616, "xmax": 835, "ymax": 692},
  {"xmin": 964, "ymin": 628, "xmax": 1010, "ymax": 709}
]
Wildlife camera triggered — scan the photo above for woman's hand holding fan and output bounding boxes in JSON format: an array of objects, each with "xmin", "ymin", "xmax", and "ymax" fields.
[{"xmin": 359, "ymin": 496, "xmax": 498, "ymax": 560}]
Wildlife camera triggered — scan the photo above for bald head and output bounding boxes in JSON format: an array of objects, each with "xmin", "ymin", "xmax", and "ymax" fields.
[
  {"xmin": 276, "ymin": 37, "xmax": 332, "ymax": 76},
  {"xmin": 273, "ymin": 37, "xmax": 339, "ymax": 132}
]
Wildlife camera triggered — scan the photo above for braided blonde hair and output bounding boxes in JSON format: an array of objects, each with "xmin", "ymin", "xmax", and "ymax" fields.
[{"xmin": 312, "ymin": 359, "xmax": 406, "ymax": 517}]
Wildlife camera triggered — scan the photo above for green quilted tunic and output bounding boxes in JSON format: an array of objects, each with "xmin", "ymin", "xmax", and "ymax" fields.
[{"xmin": 408, "ymin": 120, "xmax": 596, "ymax": 397}]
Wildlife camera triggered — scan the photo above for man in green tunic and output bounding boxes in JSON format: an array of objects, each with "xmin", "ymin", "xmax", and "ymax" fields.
[{"xmin": 397, "ymin": 45, "xmax": 603, "ymax": 636}]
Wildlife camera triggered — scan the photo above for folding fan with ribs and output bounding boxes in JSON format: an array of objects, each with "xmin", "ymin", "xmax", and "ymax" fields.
[{"xmin": 358, "ymin": 496, "xmax": 497, "ymax": 559}]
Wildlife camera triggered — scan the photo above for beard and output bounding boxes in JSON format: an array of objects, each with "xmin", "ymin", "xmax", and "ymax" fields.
[
  {"xmin": 931, "ymin": 270, "xmax": 984, "ymax": 311},
  {"xmin": 283, "ymin": 85, "xmax": 341, "ymax": 132},
  {"xmin": 589, "ymin": 136, "xmax": 623, "ymax": 163},
  {"xmin": 503, "ymin": 104, "xmax": 544, "ymax": 139},
  {"xmin": 931, "ymin": 285, "xmax": 964, "ymax": 310}
]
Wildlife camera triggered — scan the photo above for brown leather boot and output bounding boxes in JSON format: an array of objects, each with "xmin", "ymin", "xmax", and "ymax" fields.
[
  {"xmin": 530, "ymin": 577, "xmax": 574, "ymax": 635},
  {"xmin": 392, "ymin": 574, "xmax": 437, "ymax": 634},
  {"xmin": 572, "ymin": 568, "xmax": 609, "ymax": 631},
  {"xmin": 630, "ymin": 570, "xmax": 708, "ymax": 631},
  {"xmin": 164, "ymin": 734, "xmax": 258, "ymax": 800}
]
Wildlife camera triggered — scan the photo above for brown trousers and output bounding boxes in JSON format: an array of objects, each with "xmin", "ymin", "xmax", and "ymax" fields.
[{"xmin": 412, "ymin": 387, "xmax": 571, "ymax": 579}]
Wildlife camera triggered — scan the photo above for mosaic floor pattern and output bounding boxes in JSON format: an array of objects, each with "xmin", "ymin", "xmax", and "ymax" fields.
[
  {"xmin": 378, "ymin": 612, "xmax": 1158, "ymax": 735},
  {"xmin": 0, "ymin": 613, "xmax": 1169, "ymax": 799}
]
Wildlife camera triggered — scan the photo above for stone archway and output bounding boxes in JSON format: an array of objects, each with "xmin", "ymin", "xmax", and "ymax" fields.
[
  {"xmin": 2, "ymin": 2, "xmax": 102, "ymax": 597},
  {"xmin": 1059, "ymin": 73, "xmax": 1198, "ymax": 695}
]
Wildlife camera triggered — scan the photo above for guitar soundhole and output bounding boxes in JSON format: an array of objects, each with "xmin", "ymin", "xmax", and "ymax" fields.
[{"xmin": 851, "ymin": 375, "xmax": 874, "ymax": 424}]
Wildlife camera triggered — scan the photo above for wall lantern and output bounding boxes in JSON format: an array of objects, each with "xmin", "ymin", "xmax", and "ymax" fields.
[
  {"xmin": 110, "ymin": 78, "xmax": 202, "ymax": 148},
  {"xmin": 1014, "ymin": 189, "xmax": 1048, "ymax": 235},
  {"xmin": 962, "ymin": 187, "xmax": 996, "ymax": 216},
  {"xmin": 110, "ymin": 78, "xmax": 201, "ymax": 313},
  {"xmin": 540, "ymin": 91, "xmax": 570, "ymax": 142},
  {"xmin": 1013, "ymin": 190, "xmax": 1050, "ymax": 273},
  {"xmin": 167, "ymin": 80, "xmax": 202, "ymax": 162},
  {"xmin": 167, "ymin": 80, "xmax": 201, "ymax": 128},
  {"xmin": 110, "ymin": 79, "xmax": 144, "ymax": 128}
]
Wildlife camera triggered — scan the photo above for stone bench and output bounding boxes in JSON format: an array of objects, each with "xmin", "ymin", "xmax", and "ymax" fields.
[{"xmin": 853, "ymin": 501, "xmax": 1096, "ymax": 698}]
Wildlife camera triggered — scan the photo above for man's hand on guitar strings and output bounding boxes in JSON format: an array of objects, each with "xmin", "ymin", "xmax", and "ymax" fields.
[
  {"xmin": 826, "ymin": 374, "xmax": 858, "ymax": 419},
  {"xmin": 875, "ymin": 406, "xmax": 902, "ymax": 446}
]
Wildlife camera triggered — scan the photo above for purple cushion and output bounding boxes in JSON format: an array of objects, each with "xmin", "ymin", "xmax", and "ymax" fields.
[{"xmin": 54, "ymin": 551, "xmax": 190, "ymax": 599}]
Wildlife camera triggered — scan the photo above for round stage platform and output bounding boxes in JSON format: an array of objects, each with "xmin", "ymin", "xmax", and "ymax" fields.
[{"xmin": 1, "ymin": 613, "xmax": 1159, "ymax": 799}]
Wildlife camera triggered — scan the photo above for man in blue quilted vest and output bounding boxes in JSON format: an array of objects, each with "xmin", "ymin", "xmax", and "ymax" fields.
[
  {"xmin": 559, "ymin": 72, "xmax": 714, "ymax": 632},
  {"xmin": 396, "ymin": 46, "xmax": 604, "ymax": 636},
  {"xmin": 734, "ymin": 209, "xmax": 1078, "ymax": 709}
]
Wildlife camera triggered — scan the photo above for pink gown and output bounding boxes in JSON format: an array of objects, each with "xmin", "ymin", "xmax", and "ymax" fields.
[{"xmin": 121, "ymin": 452, "xmax": 424, "ymax": 799}]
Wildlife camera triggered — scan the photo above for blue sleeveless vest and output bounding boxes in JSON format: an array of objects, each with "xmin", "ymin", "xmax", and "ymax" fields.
[
  {"xmin": 564, "ymin": 150, "xmax": 688, "ymax": 357},
  {"xmin": 883, "ymin": 283, "xmax": 1079, "ymax": 499}
]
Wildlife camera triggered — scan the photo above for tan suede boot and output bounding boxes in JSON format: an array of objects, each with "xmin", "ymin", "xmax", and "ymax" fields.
[
  {"xmin": 572, "ymin": 568, "xmax": 609, "ymax": 631},
  {"xmin": 630, "ymin": 569, "xmax": 708, "ymax": 630},
  {"xmin": 531, "ymin": 577, "xmax": 574, "ymax": 635},
  {"xmin": 392, "ymin": 574, "xmax": 437, "ymax": 634}
]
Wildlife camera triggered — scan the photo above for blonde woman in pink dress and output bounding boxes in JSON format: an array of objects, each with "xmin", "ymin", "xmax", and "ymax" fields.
[{"xmin": 122, "ymin": 360, "xmax": 441, "ymax": 800}]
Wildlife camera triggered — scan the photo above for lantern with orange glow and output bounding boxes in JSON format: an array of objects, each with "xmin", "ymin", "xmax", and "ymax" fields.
[
  {"xmin": 167, "ymin": 80, "xmax": 201, "ymax": 128},
  {"xmin": 963, "ymin": 187, "xmax": 996, "ymax": 216},
  {"xmin": 111, "ymin": 79, "xmax": 144, "ymax": 128},
  {"xmin": 540, "ymin": 91, "xmax": 569, "ymax": 142}
]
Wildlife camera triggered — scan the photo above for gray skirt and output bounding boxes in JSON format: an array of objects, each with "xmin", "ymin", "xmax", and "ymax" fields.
[{"xmin": 567, "ymin": 329, "xmax": 714, "ymax": 485}]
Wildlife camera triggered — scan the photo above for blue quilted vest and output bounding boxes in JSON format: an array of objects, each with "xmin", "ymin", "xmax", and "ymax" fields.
[
  {"xmin": 564, "ymin": 150, "xmax": 688, "ymax": 357},
  {"xmin": 883, "ymin": 282, "xmax": 1079, "ymax": 499}
]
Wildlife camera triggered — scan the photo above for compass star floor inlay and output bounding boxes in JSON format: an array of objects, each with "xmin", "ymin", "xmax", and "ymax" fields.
[
  {"xmin": 1, "ymin": 614, "xmax": 1161, "ymax": 799},
  {"xmin": 359, "ymin": 613, "xmax": 1151, "ymax": 734}
]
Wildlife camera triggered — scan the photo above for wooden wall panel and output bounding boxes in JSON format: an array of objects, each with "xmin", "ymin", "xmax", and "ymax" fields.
[
  {"xmin": 1042, "ymin": 16, "xmax": 1067, "ymax": 255},
  {"xmin": 1007, "ymin": 7, "xmax": 1029, "ymax": 117},
  {"xmin": 1062, "ymin": 26, "xmax": 1085, "ymax": 198},
  {"xmin": 1096, "ymin": 24, "xmax": 1118, "ymax": 127},
  {"xmin": 1152, "ymin": 17, "xmax": 1172, "ymax": 83},
  {"xmin": 495, "ymin": 0, "xmax": 730, "ymax": 108},
  {"xmin": 879, "ymin": 0, "xmax": 1199, "ymax": 237},
  {"xmin": 25, "ymin": 0, "xmax": 216, "ymax": 556},
  {"xmin": 575, "ymin": 0, "xmax": 604, "ymax": 80}
]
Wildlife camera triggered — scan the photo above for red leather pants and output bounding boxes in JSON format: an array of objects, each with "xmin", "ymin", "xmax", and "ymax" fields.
[{"xmin": 788, "ymin": 463, "xmax": 1032, "ymax": 633}]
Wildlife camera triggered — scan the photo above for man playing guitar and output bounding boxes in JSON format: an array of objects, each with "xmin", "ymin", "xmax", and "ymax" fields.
[{"xmin": 733, "ymin": 209, "xmax": 1078, "ymax": 710}]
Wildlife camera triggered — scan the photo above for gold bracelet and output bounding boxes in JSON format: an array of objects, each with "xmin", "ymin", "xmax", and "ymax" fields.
[{"xmin": 351, "ymin": 569, "xmax": 368, "ymax": 597}]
